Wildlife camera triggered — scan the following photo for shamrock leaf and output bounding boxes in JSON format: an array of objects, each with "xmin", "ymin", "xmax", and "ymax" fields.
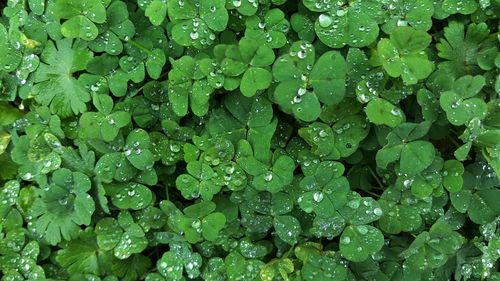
[
  {"xmin": 339, "ymin": 225, "xmax": 385, "ymax": 262},
  {"xmin": 95, "ymin": 213, "xmax": 148, "ymax": 260},
  {"xmin": 225, "ymin": 252, "xmax": 264, "ymax": 281},
  {"xmin": 168, "ymin": 56, "xmax": 215, "ymax": 116},
  {"xmin": 54, "ymin": 0, "xmax": 106, "ymax": 40},
  {"xmin": 378, "ymin": 188, "xmax": 423, "ymax": 234},
  {"xmin": 157, "ymin": 242, "xmax": 203, "ymax": 279},
  {"xmin": 442, "ymin": 0, "xmax": 478, "ymax": 14},
  {"xmin": 378, "ymin": 26, "xmax": 433, "ymax": 84},
  {"xmin": 248, "ymin": 155, "xmax": 295, "ymax": 193},
  {"xmin": 442, "ymin": 160, "xmax": 464, "ymax": 192},
  {"xmin": 244, "ymin": 9, "xmax": 290, "ymax": 49},
  {"xmin": 273, "ymin": 215, "xmax": 301, "ymax": 245},
  {"xmin": 104, "ymin": 182, "xmax": 153, "ymax": 210},
  {"xmin": 439, "ymin": 75, "xmax": 488, "ymax": 126},
  {"xmin": 314, "ymin": 2, "xmax": 379, "ymax": 48},
  {"xmin": 168, "ymin": 0, "xmax": 228, "ymax": 48},
  {"xmin": 89, "ymin": 1, "xmax": 135, "ymax": 55},
  {"xmin": 273, "ymin": 41, "xmax": 346, "ymax": 121},
  {"xmin": 228, "ymin": 0, "xmax": 260, "ymax": 16},
  {"xmin": 124, "ymin": 129, "xmax": 155, "ymax": 170},
  {"xmin": 221, "ymin": 37, "xmax": 274, "ymax": 97},
  {"xmin": 175, "ymin": 161, "xmax": 223, "ymax": 200},
  {"xmin": 380, "ymin": 0, "xmax": 434, "ymax": 33},
  {"xmin": 401, "ymin": 222, "xmax": 465, "ymax": 271},
  {"xmin": 376, "ymin": 122, "xmax": 436, "ymax": 175},
  {"xmin": 145, "ymin": 0, "xmax": 168, "ymax": 26},
  {"xmin": 169, "ymin": 201, "xmax": 226, "ymax": 244},
  {"xmin": 297, "ymin": 161, "xmax": 350, "ymax": 218},
  {"xmin": 366, "ymin": 98, "xmax": 404, "ymax": 127}
]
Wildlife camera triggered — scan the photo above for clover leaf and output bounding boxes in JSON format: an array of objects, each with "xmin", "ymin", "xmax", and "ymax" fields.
[
  {"xmin": 89, "ymin": 1, "xmax": 135, "ymax": 55},
  {"xmin": 401, "ymin": 222, "xmax": 465, "ymax": 271},
  {"xmin": 95, "ymin": 213, "xmax": 148, "ymax": 260},
  {"xmin": 168, "ymin": 56, "xmax": 215, "ymax": 117},
  {"xmin": 168, "ymin": 0, "xmax": 228, "ymax": 49},
  {"xmin": 339, "ymin": 225, "xmax": 384, "ymax": 262},
  {"xmin": 442, "ymin": 160, "xmax": 464, "ymax": 192},
  {"xmin": 380, "ymin": 0, "xmax": 434, "ymax": 33},
  {"xmin": 378, "ymin": 26, "xmax": 433, "ymax": 84},
  {"xmin": 54, "ymin": 0, "xmax": 106, "ymax": 41},
  {"xmin": 176, "ymin": 161, "xmax": 223, "ymax": 200},
  {"xmin": 273, "ymin": 41, "xmax": 346, "ymax": 121},
  {"xmin": 225, "ymin": 251, "xmax": 264, "ymax": 281},
  {"xmin": 442, "ymin": 0, "xmax": 477, "ymax": 14},
  {"xmin": 439, "ymin": 75, "xmax": 488, "ymax": 126},
  {"xmin": 313, "ymin": 2, "xmax": 379, "ymax": 48},
  {"xmin": 297, "ymin": 161, "xmax": 349, "ymax": 218},
  {"xmin": 378, "ymin": 188, "xmax": 423, "ymax": 234},
  {"xmin": 221, "ymin": 37, "xmax": 275, "ymax": 97},
  {"xmin": 244, "ymin": 9, "xmax": 290, "ymax": 49},
  {"xmin": 366, "ymin": 97, "xmax": 405, "ymax": 127},
  {"xmin": 376, "ymin": 122, "xmax": 436, "ymax": 175},
  {"xmin": 104, "ymin": 182, "xmax": 153, "ymax": 210}
]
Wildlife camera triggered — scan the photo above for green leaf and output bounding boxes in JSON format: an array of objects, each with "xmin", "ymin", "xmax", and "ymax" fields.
[
  {"xmin": 61, "ymin": 15, "xmax": 98, "ymax": 41},
  {"xmin": 442, "ymin": 160, "xmax": 464, "ymax": 192},
  {"xmin": 33, "ymin": 39, "xmax": 93, "ymax": 117},
  {"xmin": 315, "ymin": 5, "xmax": 379, "ymax": 48},
  {"xmin": 378, "ymin": 27, "xmax": 433, "ymax": 84},
  {"xmin": 400, "ymin": 141, "xmax": 435, "ymax": 175},
  {"xmin": 240, "ymin": 67, "xmax": 272, "ymax": 97},
  {"xmin": 202, "ymin": 212, "xmax": 226, "ymax": 241},
  {"xmin": 274, "ymin": 215, "xmax": 301, "ymax": 245},
  {"xmin": 145, "ymin": 1, "xmax": 167, "ymax": 26},
  {"xmin": 157, "ymin": 252, "xmax": 183, "ymax": 280},
  {"xmin": 366, "ymin": 98, "xmax": 404, "ymax": 127},
  {"xmin": 105, "ymin": 182, "xmax": 153, "ymax": 210},
  {"xmin": 340, "ymin": 225, "xmax": 384, "ymax": 262}
]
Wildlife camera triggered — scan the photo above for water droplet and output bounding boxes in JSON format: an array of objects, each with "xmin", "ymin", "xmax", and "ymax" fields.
[
  {"xmin": 58, "ymin": 198, "xmax": 67, "ymax": 205},
  {"xmin": 348, "ymin": 199, "xmax": 360, "ymax": 209},
  {"xmin": 318, "ymin": 14, "xmax": 333, "ymax": 27},
  {"xmin": 313, "ymin": 192, "xmax": 324, "ymax": 202}
]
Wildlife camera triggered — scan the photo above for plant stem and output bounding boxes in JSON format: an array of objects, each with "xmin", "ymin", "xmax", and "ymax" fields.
[
  {"xmin": 367, "ymin": 165, "xmax": 385, "ymax": 189},
  {"xmin": 283, "ymin": 245, "xmax": 294, "ymax": 259},
  {"xmin": 363, "ymin": 189, "xmax": 381, "ymax": 198},
  {"xmin": 125, "ymin": 38, "xmax": 156, "ymax": 57}
]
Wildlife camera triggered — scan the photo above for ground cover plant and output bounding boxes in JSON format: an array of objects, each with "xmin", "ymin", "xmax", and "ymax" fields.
[{"xmin": 0, "ymin": 0, "xmax": 500, "ymax": 280}]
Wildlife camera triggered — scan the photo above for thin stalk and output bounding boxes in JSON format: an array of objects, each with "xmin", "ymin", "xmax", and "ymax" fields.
[
  {"xmin": 125, "ymin": 38, "xmax": 156, "ymax": 57},
  {"xmin": 367, "ymin": 165, "xmax": 385, "ymax": 189},
  {"xmin": 363, "ymin": 189, "xmax": 381, "ymax": 198},
  {"xmin": 283, "ymin": 245, "xmax": 294, "ymax": 259}
]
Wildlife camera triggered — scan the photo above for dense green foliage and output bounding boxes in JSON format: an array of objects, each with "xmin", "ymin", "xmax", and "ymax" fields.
[{"xmin": 1, "ymin": 0, "xmax": 500, "ymax": 280}]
